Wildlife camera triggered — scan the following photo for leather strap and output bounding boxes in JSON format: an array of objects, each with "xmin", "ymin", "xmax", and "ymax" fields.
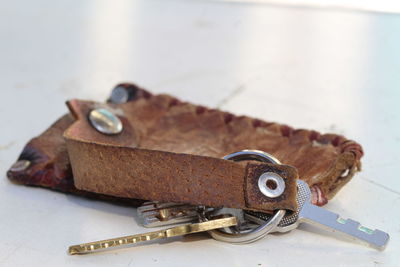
[{"xmin": 64, "ymin": 99, "xmax": 298, "ymax": 212}]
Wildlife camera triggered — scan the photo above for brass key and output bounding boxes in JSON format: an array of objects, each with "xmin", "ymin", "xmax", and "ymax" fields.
[{"xmin": 68, "ymin": 216, "xmax": 237, "ymax": 255}]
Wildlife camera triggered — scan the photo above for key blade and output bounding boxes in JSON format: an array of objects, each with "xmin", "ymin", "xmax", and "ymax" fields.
[
  {"xmin": 68, "ymin": 216, "xmax": 237, "ymax": 255},
  {"xmin": 68, "ymin": 231, "xmax": 165, "ymax": 255},
  {"xmin": 299, "ymin": 203, "xmax": 390, "ymax": 250}
]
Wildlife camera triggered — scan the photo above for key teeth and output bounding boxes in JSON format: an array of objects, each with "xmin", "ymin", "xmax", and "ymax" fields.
[
  {"xmin": 346, "ymin": 219, "xmax": 361, "ymax": 228},
  {"xmin": 336, "ymin": 217, "xmax": 390, "ymax": 250},
  {"xmin": 337, "ymin": 217, "xmax": 363, "ymax": 229},
  {"xmin": 338, "ymin": 218, "xmax": 381, "ymax": 236},
  {"xmin": 337, "ymin": 217, "xmax": 375, "ymax": 235},
  {"xmin": 137, "ymin": 202, "xmax": 202, "ymax": 227}
]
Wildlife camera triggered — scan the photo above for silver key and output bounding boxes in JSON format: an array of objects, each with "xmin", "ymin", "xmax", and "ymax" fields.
[
  {"xmin": 247, "ymin": 180, "xmax": 389, "ymax": 250},
  {"xmin": 137, "ymin": 201, "xmax": 204, "ymax": 227}
]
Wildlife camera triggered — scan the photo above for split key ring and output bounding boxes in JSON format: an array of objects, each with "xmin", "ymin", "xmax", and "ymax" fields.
[{"xmin": 198, "ymin": 150, "xmax": 287, "ymax": 244}]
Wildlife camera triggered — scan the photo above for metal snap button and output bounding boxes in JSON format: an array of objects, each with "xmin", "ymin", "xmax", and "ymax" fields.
[{"xmin": 88, "ymin": 108, "xmax": 123, "ymax": 135}]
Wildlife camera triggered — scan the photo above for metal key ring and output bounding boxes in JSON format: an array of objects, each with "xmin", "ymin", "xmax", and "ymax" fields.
[{"xmin": 198, "ymin": 150, "xmax": 287, "ymax": 244}]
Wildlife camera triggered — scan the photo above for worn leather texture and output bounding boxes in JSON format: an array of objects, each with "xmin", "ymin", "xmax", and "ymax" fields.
[
  {"xmin": 64, "ymin": 99, "xmax": 299, "ymax": 212},
  {"xmin": 7, "ymin": 83, "xmax": 363, "ymax": 208}
]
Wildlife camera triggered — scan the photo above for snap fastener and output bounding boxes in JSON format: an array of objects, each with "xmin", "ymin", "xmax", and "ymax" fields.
[
  {"xmin": 258, "ymin": 172, "xmax": 285, "ymax": 198},
  {"xmin": 88, "ymin": 108, "xmax": 123, "ymax": 135},
  {"xmin": 10, "ymin": 160, "xmax": 31, "ymax": 172}
]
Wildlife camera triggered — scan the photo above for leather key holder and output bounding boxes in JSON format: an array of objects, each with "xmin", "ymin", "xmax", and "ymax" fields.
[
  {"xmin": 7, "ymin": 83, "xmax": 363, "ymax": 210},
  {"xmin": 64, "ymin": 99, "xmax": 298, "ymax": 212}
]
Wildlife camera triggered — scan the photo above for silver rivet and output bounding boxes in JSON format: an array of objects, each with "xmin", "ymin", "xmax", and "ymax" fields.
[
  {"xmin": 10, "ymin": 160, "xmax": 31, "ymax": 172},
  {"xmin": 109, "ymin": 86, "xmax": 130, "ymax": 104},
  {"xmin": 258, "ymin": 172, "xmax": 285, "ymax": 198},
  {"xmin": 88, "ymin": 108, "xmax": 123, "ymax": 135}
]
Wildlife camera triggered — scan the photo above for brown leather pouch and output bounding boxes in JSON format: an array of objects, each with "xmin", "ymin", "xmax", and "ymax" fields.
[{"xmin": 7, "ymin": 83, "xmax": 363, "ymax": 209}]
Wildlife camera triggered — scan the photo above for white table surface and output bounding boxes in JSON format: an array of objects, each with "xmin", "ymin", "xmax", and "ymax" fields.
[{"xmin": 0, "ymin": 0, "xmax": 399, "ymax": 266}]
